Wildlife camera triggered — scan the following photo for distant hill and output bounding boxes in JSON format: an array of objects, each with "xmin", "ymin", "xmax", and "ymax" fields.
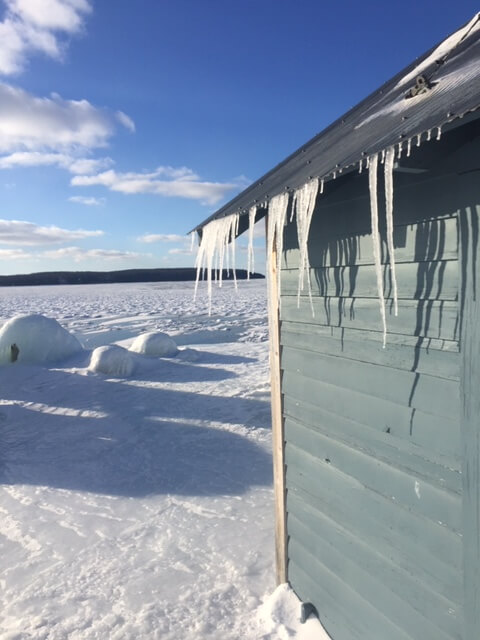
[{"xmin": 0, "ymin": 268, "xmax": 265, "ymax": 287}]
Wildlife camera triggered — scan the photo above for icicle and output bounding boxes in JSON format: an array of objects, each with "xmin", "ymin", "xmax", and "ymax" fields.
[
  {"xmin": 359, "ymin": 158, "xmax": 363, "ymax": 174},
  {"xmin": 190, "ymin": 231, "xmax": 196, "ymax": 252},
  {"xmin": 416, "ymin": 133, "xmax": 421, "ymax": 147},
  {"xmin": 293, "ymin": 179, "xmax": 319, "ymax": 315},
  {"xmin": 332, "ymin": 170, "xmax": 337, "ymax": 180},
  {"xmin": 231, "ymin": 213, "xmax": 240, "ymax": 290},
  {"xmin": 384, "ymin": 147, "xmax": 398, "ymax": 317},
  {"xmin": 267, "ymin": 193, "xmax": 290, "ymax": 300},
  {"xmin": 427, "ymin": 129, "xmax": 432, "ymax": 141},
  {"xmin": 247, "ymin": 206, "xmax": 257, "ymax": 279},
  {"xmin": 381, "ymin": 149, "xmax": 386, "ymax": 164},
  {"xmin": 320, "ymin": 179, "xmax": 325, "ymax": 194},
  {"xmin": 397, "ymin": 141, "xmax": 403, "ymax": 159},
  {"xmin": 436, "ymin": 125, "xmax": 442, "ymax": 141},
  {"xmin": 194, "ymin": 213, "xmax": 240, "ymax": 314},
  {"xmin": 407, "ymin": 138, "xmax": 412, "ymax": 157},
  {"xmin": 368, "ymin": 154, "xmax": 387, "ymax": 347},
  {"xmin": 366, "ymin": 156, "xmax": 370, "ymax": 169}
]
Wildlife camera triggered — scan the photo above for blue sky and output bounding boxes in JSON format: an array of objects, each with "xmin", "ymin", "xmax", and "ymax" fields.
[{"xmin": 0, "ymin": 0, "xmax": 478, "ymax": 275}]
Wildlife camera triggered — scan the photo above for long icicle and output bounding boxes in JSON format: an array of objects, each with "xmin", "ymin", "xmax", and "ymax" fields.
[
  {"xmin": 384, "ymin": 147, "xmax": 398, "ymax": 317},
  {"xmin": 294, "ymin": 179, "xmax": 319, "ymax": 315},
  {"xmin": 194, "ymin": 213, "xmax": 240, "ymax": 314},
  {"xmin": 247, "ymin": 206, "xmax": 257, "ymax": 279},
  {"xmin": 267, "ymin": 193, "xmax": 290, "ymax": 300},
  {"xmin": 368, "ymin": 154, "xmax": 387, "ymax": 347}
]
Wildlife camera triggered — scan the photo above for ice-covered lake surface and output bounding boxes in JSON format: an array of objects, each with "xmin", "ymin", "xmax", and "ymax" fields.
[{"xmin": 0, "ymin": 281, "xmax": 327, "ymax": 640}]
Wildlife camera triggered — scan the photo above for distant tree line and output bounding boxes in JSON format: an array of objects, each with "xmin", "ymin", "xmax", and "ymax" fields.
[{"xmin": 0, "ymin": 268, "xmax": 264, "ymax": 287}]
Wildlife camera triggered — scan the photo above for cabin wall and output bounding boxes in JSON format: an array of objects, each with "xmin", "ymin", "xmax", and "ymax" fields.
[{"xmin": 277, "ymin": 138, "xmax": 480, "ymax": 639}]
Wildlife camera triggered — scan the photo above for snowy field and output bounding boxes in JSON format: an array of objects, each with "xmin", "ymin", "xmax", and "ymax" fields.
[{"xmin": 0, "ymin": 280, "xmax": 326, "ymax": 640}]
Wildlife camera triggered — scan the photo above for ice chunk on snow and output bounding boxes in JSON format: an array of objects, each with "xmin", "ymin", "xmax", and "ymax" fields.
[
  {"xmin": 129, "ymin": 331, "xmax": 178, "ymax": 357},
  {"xmin": 257, "ymin": 584, "xmax": 331, "ymax": 639},
  {"xmin": 89, "ymin": 345, "xmax": 135, "ymax": 377},
  {"xmin": 194, "ymin": 213, "xmax": 240, "ymax": 313},
  {"xmin": 0, "ymin": 314, "xmax": 82, "ymax": 365},
  {"xmin": 293, "ymin": 179, "xmax": 319, "ymax": 313},
  {"xmin": 368, "ymin": 154, "xmax": 387, "ymax": 346},
  {"xmin": 384, "ymin": 146, "xmax": 398, "ymax": 316}
]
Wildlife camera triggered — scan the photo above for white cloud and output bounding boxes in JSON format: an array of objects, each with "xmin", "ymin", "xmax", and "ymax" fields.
[
  {"xmin": 68, "ymin": 195, "xmax": 105, "ymax": 206},
  {"xmin": 42, "ymin": 246, "xmax": 142, "ymax": 262},
  {"xmin": 0, "ymin": 247, "xmax": 30, "ymax": 259},
  {"xmin": 0, "ymin": 83, "xmax": 122, "ymax": 152},
  {"xmin": 71, "ymin": 166, "xmax": 245, "ymax": 205},
  {"xmin": 0, "ymin": 0, "xmax": 92, "ymax": 75},
  {"xmin": 0, "ymin": 218, "xmax": 103, "ymax": 245},
  {"xmin": 0, "ymin": 150, "xmax": 114, "ymax": 173},
  {"xmin": 137, "ymin": 233, "xmax": 186, "ymax": 244}
]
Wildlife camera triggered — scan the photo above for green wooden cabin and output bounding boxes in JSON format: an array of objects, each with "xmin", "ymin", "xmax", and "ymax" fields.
[{"xmin": 194, "ymin": 15, "xmax": 480, "ymax": 640}]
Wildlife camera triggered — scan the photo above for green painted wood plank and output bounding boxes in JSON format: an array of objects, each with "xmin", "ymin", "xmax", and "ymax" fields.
[
  {"xmin": 283, "ymin": 397, "xmax": 461, "ymax": 491},
  {"xmin": 281, "ymin": 260, "xmax": 458, "ymax": 301},
  {"xmin": 288, "ymin": 517, "xmax": 461, "ymax": 640},
  {"xmin": 282, "ymin": 372, "xmax": 461, "ymax": 458},
  {"xmin": 286, "ymin": 461, "xmax": 463, "ymax": 584},
  {"xmin": 280, "ymin": 296, "xmax": 459, "ymax": 341},
  {"xmin": 285, "ymin": 429, "xmax": 462, "ymax": 533},
  {"xmin": 282, "ymin": 216, "xmax": 458, "ymax": 269},
  {"xmin": 287, "ymin": 488, "xmax": 462, "ymax": 606},
  {"xmin": 281, "ymin": 322, "xmax": 459, "ymax": 380},
  {"xmin": 281, "ymin": 346, "xmax": 459, "ymax": 420},
  {"xmin": 288, "ymin": 560, "xmax": 413, "ymax": 640}
]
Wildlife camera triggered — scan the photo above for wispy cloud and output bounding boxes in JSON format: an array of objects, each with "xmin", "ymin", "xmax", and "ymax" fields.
[
  {"xmin": 0, "ymin": 219, "xmax": 103, "ymax": 245},
  {"xmin": 137, "ymin": 233, "xmax": 186, "ymax": 244},
  {"xmin": 0, "ymin": 83, "xmax": 135, "ymax": 152},
  {"xmin": 0, "ymin": 150, "xmax": 114, "ymax": 174},
  {"xmin": 0, "ymin": 0, "xmax": 92, "ymax": 75},
  {"xmin": 42, "ymin": 246, "xmax": 143, "ymax": 262},
  {"xmin": 68, "ymin": 195, "xmax": 106, "ymax": 206},
  {"xmin": 71, "ymin": 167, "xmax": 247, "ymax": 205},
  {"xmin": 116, "ymin": 110, "xmax": 135, "ymax": 133},
  {"xmin": 168, "ymin": 247, "xmax": 194, "ymax": 255},
  {"xmin": 0, "ymin": 247, "xmax": 30, "ymax": 259}
]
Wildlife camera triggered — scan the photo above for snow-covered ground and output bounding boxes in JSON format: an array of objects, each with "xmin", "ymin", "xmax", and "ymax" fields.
[{"xmin": 0, "ymin": 280, "xmax": 328, "ymax": 639}]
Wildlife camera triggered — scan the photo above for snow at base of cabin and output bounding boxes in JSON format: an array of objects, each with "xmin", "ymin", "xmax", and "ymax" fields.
[{"xmin": 0, "ymin": 281, "xmax": 328, "ymax": 639}]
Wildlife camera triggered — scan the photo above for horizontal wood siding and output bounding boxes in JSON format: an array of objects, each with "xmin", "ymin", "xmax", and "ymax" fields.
[{"xmin": 280, "ymin": 168, "xmax": 464, "ymax": 639}]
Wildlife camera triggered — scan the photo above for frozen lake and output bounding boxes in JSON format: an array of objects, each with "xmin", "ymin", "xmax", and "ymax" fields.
[{"xmin": 0, "ymin": 280, "xmax": 326, "ymax": 639}]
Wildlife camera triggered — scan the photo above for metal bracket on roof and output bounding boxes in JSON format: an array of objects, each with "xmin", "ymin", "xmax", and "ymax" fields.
[{"xmin": 405, "ymin": 75, "xmax": 434, "ymax": 99}]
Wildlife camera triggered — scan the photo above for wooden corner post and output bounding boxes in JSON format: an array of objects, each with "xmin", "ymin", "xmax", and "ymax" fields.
[
  {"xmin": 266, "ymin": 214, "xmax": 287, "ymax": 585},
  {"xmin": 459, "ymin": 196, "xmax": 480, "ymax": 640}
]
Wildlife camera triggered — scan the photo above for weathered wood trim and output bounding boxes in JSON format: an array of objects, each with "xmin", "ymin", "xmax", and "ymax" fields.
[
  {"xmin": 266, "ymin": 213, "xmax": 287, "ymax": 584},
  {"xmin": 459, "ymin": 198, "xmax": 480, "ymax": 640}
]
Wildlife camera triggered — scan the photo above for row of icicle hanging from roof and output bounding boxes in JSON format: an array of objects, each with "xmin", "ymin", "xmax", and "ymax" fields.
[{"xmin": 194, "ymin": 128, "xmax": 443, "ymax": 347}]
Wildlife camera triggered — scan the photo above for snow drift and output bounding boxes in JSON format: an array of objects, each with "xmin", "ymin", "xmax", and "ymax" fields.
[
  {"xmin": 129, "ymin": 331, "xmax": 178, "ymax": 357},
  {"xmin": 0, "ymin": 314, "xmax": 82, "ymax": 365},
  {"xmin": 89, "ymin": 344, "xmax": 135, "ymax": 377}
]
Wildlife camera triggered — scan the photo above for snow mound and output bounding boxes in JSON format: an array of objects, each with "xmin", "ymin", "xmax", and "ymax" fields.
[
  {"xmin": 0, "ymin": 314, "xmax": 82, "ymax": 365},
  {"xmin": 129, "ymin": 331, "xmax": 178, "ymax": 357},
  {"xmin": 89, "ymin": 345, "xmax": 135, "ymax": 377},
  {"xmin": 257, "ymin": 584, "xmax": 331, "ymax": 640}
]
